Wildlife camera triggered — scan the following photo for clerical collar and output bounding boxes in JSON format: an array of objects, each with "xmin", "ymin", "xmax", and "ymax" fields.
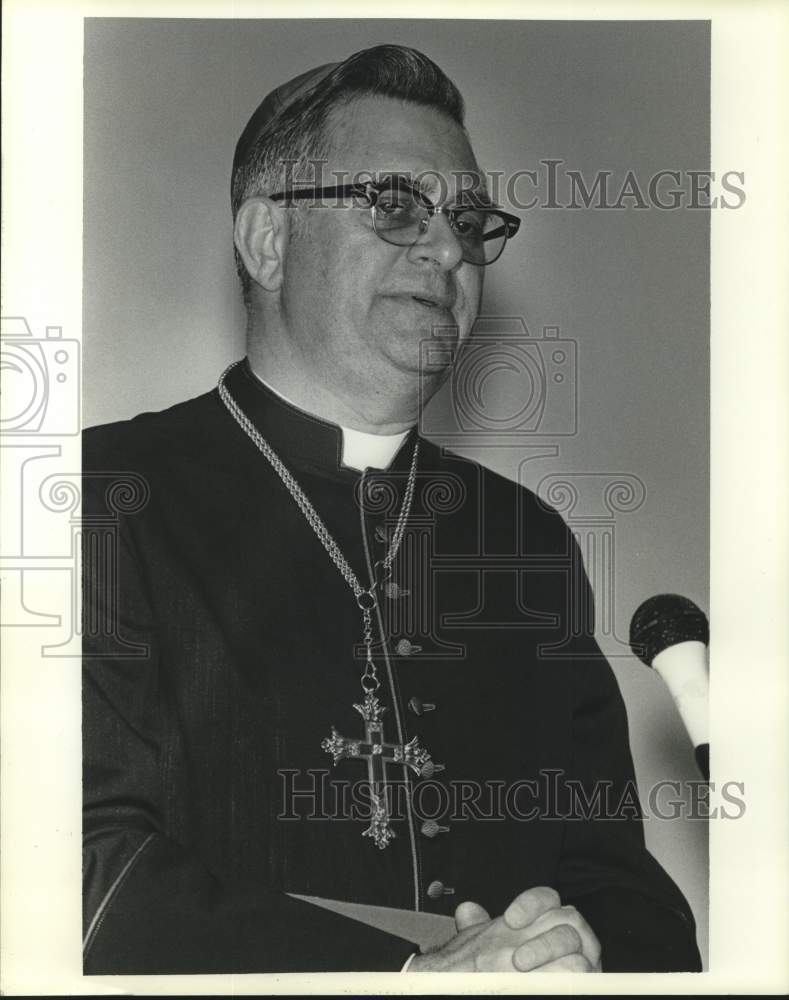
[
  {"xmin": 220, "ymin": 359, "xmax": 417, "ymax": 478},
  {"xmin": 339, "ymin": 425, "xmax": 409, "ymax": 472}
]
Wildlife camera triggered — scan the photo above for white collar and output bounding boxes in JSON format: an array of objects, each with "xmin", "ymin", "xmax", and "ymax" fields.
[{"xmin": 339, "ymin": 425, "xmax": 409, "ymax": 472}]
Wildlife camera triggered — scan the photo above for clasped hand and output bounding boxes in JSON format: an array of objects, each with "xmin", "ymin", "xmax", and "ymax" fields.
[{"xmin": 409, "ymin": 886, "xmax": 602, "ymax": 972}]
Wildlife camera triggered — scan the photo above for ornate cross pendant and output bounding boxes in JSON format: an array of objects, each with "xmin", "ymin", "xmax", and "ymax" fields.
[{"xmin": 321, "ymin": 690, "xmax": 431, "ymax": 849}]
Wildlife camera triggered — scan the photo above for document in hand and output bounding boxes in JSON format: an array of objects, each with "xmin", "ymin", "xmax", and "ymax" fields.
[{"xmin": 287, "ymin": 893, "xmax": 456, "ymax": 950}]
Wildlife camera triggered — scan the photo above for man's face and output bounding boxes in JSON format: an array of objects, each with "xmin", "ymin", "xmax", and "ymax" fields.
[{"xmin": 277, "ymin": 95, "xmax": 484, "ymax": 401}]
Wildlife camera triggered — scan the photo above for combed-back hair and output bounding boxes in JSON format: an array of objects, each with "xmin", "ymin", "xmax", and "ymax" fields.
[{"xmin": 231, "ymin": 44, "xmax": 466, "ymax": 302}]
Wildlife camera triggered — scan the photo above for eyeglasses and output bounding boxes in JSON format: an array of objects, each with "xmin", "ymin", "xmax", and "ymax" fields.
[{"xmin": 269, "ymin": 174, "xmax": 521, "ymax": 266}]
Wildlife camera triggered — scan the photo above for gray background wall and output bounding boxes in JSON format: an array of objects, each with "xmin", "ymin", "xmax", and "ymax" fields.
[{"xmin": 84, "ymin": 18, "xmax": 710, "ymax": 964}]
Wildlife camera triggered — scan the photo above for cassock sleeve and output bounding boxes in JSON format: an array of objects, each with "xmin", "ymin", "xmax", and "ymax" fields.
[
  {"xmin": 82, "ymin": 470, "xmax": 414, "ymax": 975},
  {"xmin": 553, "ymin": 529, "xmax": 702, "ymax": 972}
]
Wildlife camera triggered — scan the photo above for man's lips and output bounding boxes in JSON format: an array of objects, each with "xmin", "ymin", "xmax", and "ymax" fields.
[
  {"xmin": 412, "ymin": 295, "xmax": 447, "ymax": 310},
  {"xmin": 384, "ymin": 291, "xmax": 456, "ymax": 311}
]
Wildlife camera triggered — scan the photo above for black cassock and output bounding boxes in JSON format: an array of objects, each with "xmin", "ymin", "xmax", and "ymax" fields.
[{"xmin": 82, "ymin": 359, "xmax": 701, "ymax": 973}]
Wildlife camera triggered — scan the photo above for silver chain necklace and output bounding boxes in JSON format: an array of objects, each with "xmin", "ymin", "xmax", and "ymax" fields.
[{"xmin": 217, "ymin": 361, "xmax": 419, "ymax": 694}]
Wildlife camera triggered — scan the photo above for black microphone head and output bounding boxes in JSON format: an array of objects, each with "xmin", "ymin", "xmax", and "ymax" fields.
[{"xmin": 629, "ymin": 593, "xmax": 709, "ymax": 667}]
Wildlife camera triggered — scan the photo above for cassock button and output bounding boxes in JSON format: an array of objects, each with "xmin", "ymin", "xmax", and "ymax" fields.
[
  {"xmin": 396, "ymin": 638, "xmax": 422, "ymax": 656},
  {"xmin": 408, "ymin": 696, "xmax": 436, "ymax": 716},
  {"xmin": 426, "ymin": 880, "xmax": 455, "ymax": 900},
  {"xmin": 421, "ymin": 819, "xmax": 449, "ymax": 839}
]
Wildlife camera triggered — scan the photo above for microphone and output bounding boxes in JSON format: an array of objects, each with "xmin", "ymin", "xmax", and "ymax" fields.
[{"xmin": 629, "ymin": 594, "xmax": 709, "ymax": 780}]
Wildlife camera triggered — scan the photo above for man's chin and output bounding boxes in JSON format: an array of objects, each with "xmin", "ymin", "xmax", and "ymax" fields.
[
  {"xmin": 375, "ymin": 319, "xmax": 462, "ymax": 378},
  {"xmin": 380, "ymin": 333, "xmax": 459, "ymax": 382}
]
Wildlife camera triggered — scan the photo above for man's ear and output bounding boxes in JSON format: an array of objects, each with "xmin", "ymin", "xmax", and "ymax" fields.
[{"xmin": 234, "ymin": 197, "xmax": 288, "ymax": 292}]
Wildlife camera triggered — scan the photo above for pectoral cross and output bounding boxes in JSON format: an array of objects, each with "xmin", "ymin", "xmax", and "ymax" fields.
[{"xmin": 321, "ymin": 690, "xmax": 431, "ymax": 849}]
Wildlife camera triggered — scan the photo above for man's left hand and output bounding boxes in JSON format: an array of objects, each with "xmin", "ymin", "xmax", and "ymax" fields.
[
  {"xmin": 502, "ymin": 887, "xmax": 602, "ymax": 971},
  {"xmin": 454, "ymin": 886, "xmax": 602, "ymax": 972}
]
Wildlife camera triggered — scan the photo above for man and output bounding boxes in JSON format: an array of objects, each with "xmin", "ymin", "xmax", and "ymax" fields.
[{"xmin": 82, "ymin": 44, "xmax": 701, "ymax": 973}]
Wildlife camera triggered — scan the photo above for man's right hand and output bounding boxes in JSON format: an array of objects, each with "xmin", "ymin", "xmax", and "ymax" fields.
[{"xmin": 408, "ymin": 886, "xmax": 600, "ymax": 972}]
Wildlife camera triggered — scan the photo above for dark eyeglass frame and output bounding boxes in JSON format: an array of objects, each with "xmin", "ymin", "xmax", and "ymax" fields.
[{"xmin": 268, "ymin": 174, "xmax": 521, "ymax": 266}]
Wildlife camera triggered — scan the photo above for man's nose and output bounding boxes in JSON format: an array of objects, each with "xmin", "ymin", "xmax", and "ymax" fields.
[{"xmin": 406, "ymin": 211, "xmax": 464, "ymax": 271}]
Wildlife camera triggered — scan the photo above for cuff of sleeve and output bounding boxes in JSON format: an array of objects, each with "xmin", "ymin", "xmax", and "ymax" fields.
[{"xmin": 400, "ymin": 952, "xmax": 417, "ymax": 972}]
